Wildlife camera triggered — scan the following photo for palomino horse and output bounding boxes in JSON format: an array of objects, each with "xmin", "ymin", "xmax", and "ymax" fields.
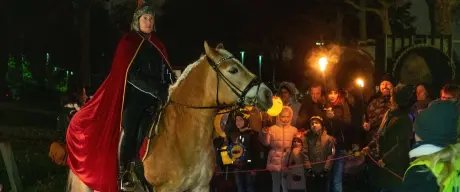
[{"xmin": 67, "ymin": 42, "xmax": 273, "ymax": 192}]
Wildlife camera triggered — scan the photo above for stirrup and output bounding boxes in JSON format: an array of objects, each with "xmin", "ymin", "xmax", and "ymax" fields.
[
  {"xmin": 120, "ymin": 170, "xmax": 136, "ymax": 191},
  {"xmin": 120, "ymin": 162, "xmax": 137, "ymax": 192}
]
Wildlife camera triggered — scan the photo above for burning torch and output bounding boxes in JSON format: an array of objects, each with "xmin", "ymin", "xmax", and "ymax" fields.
[
  {"xmin": 318, "ymin": 56, "xmax": 328, "ymax": 90},
  {"xmin": 356, "ymin": 78, "xmax": 369, "ymax": 129}
]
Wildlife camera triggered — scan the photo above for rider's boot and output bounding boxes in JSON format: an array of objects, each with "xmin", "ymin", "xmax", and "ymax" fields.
[
  {"xmin": 119, "ymin": 131, "xmax": 136, "ymax": 191},
  {"xmin": 119, "ymin": 162, "xmax": 136, "ymax": 191}
]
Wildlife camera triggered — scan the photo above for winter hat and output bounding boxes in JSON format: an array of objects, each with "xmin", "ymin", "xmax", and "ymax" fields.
[
  {"xmin": 292, "ymin": 137, "xmax": 302, "ymax": 144},
  {"xmin": 325, "ymin": 80, "xmax": 338, "ymax": 92},
  {"xmin": 310, "ymin": 116, "xmax": 324, "ymax": 126},
  {"xmin": 414, "ymin": 100, "xmax": 459, "ymax": 147},
  {"xmin": 279, "ymin": 81, "xmax": 298, "ymax": 95},
  {"xmin": 131, "ymin": 0, "xmax": 163, "ymax": 32},
  {"xmin": 392, "ymin": 84, "xmax": 416, "ymax": 110},
  {"xmin": 381, "ymin": 73, "xmax": 394, "ymax": 85}
]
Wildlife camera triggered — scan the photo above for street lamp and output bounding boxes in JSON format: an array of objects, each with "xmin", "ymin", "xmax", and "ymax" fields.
[
  {"xmin": 240, "ymin": 51, "xmax": 245, "ymax": 65},
  {"xmin": 258, "ymin": 55, "xmax": 263, "ymax": 81}
]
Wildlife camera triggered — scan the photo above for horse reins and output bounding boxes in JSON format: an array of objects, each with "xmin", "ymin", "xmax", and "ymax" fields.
[{"xmin": 168, "ymin": 54, "xmax": 262, "ymax": 110}]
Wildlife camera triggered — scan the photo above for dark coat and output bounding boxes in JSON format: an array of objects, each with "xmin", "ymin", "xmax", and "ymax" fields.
[
  {"xmin": 401, "ymin": 165, "xmax": 439, "ymax": 192},
  {"xmin": 301, "ymin": 130, "xmax": 335, "ymax": 174},
  {"xmin": 296, "ymin": 96, "xmax": 326, "ymax": 130},
  {"xmin": 325, "ymin": 98, "xmax": 351, "ymax": 150},
  {"xmin": 367, "ymin": 109, "xmax": 412, "ymax": 189}
]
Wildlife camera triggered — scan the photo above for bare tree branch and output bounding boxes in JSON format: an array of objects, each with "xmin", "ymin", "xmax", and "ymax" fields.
[
  {"xmin": 344, "ymin": 0, "xmax": 382, "ymax": 15},
  {"xmin": 377, "ymin": 0, "xmax": 388, "ymax": 6}
]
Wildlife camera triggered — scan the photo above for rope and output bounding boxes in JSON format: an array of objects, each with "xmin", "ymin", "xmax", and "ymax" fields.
[
  {"xmin": 215, "ymin": 152, "xmax": 405, "ymax": 181},
  {"xmin": 216, "ymin": 154, "xmax": 355, "ymax": 174},
  {"xmin": 367, "ymin": 154, "xmax": 404, "ymax": 181}
]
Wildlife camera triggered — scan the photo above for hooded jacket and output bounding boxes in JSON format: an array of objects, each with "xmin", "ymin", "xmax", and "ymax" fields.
[
  {"xmin": 260, "ymin": 106, "xmax": 298, "ymax": 171},
  {"xmin": 279, "ymin": 82, "xmax": 302, "ymax": 126},
  {"xmin": 301, "ymin": 118, "xmax": 335, "ymax": 174}
]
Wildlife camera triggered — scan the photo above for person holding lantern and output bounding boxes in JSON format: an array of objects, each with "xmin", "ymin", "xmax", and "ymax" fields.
[{"xmin": 324, "ymin": 80, "xmax": 351, "ymax": 192}]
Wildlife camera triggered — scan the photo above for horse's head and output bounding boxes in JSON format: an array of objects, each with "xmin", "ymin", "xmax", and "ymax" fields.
[{"xmin": 203, "ymin": 41, "xmax": 273, "ymax": 111}]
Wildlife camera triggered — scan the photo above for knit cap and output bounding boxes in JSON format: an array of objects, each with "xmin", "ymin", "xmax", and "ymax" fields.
[{"xmin": 415, "ymin": 100, "xmax": 459, "ymax": 147}]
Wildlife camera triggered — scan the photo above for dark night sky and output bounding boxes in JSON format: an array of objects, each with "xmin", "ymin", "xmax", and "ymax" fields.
[{"xmin": 2, "ymin": 0, "xmax": 459, "ymax": 92}]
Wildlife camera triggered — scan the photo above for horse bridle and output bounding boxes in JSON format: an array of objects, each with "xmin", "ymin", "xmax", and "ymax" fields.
[{"xmin": 169, "ymin": 54, "xmax": 261, "ymax": 110}]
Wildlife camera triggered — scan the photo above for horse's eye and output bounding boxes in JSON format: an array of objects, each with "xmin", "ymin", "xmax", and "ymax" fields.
[{"xmin": 228, "ymin": 67, "xmax": 238, "ymax": 74}]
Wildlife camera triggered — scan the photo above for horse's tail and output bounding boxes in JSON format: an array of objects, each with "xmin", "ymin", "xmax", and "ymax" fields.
[{"xmin": 66, "ymin": 170, "xmax": 93, "ymax": 192}]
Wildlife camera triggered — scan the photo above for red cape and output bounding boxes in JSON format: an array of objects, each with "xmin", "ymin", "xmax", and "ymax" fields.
[{"xmin": 66, "ymin": 32, "xmax": 170, "ymax": 191}]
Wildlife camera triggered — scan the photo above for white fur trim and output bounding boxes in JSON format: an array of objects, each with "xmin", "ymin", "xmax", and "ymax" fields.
[{"xmin": 409, "ymin": 144, "xmax": 443, "ymax": 158}]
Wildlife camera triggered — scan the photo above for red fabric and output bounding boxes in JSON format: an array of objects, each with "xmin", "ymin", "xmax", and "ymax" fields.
[{"xmin": 66, "ymin": 32, "xmax": 169, "ymax": 191}]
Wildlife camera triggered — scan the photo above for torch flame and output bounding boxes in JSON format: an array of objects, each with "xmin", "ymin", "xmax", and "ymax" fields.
[
  {"xmin": 356, "ymin": 79, "xmax": 364, "ymax": 88},
  {"xmin": 318, "ymin": 57, "xmax": 328, "ymax": 72}
]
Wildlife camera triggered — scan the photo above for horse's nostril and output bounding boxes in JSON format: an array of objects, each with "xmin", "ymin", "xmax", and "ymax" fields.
[
  {"xmin": 263, "ymin": 90, "xmax": 273, "ymax": 106},
  {"xmin": 264, "ymin": 90, "xmax": 272, "ymax": 99}
]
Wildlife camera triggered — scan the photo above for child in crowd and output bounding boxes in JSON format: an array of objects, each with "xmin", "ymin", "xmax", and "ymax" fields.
[
  {"xmin": 260, "ymin": 106, "xmax": 298, "ymax": 192},
  {"xmin": 286, "ymin": 136, "xmax": 306, "ymax": 192},
  {"xmin": 301, "ymin": 116, "xmax": 335, "ymax": 192}
]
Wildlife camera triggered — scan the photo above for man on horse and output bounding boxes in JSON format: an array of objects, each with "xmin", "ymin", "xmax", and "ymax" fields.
[{"xmin": 66, "ymin": 0, "xmax": 174, "ymax": 191}]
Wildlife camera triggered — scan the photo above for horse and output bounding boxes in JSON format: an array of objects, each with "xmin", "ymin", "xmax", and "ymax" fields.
[{"xmin": 67, "ymin": 41, "xmax": 273, "ymax": 192}]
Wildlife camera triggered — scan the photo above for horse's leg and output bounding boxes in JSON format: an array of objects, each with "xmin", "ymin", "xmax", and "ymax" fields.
[
  {"xmin": 190, "ymin": 185, "xmax": 210, "ymax": 192},
  {"xmin": 152, "ymin": 185, "xmax": 181, "ymax": 192},
  {"xmin": 67, "ymin": 170, "xmax": 93, "ymax": 192}
]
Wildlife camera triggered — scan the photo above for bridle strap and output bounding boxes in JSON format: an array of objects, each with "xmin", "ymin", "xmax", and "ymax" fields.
[
  {"xmin": 206, "ymin": 56, "xmax": 260, "ymax": 102},
  {"xmin": 168, "ymin": 54, "xmax": 261, "ymax": 110}
]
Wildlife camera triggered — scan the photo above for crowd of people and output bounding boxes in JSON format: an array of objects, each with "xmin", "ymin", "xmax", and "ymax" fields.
[{"xmin": 212, "ymin": 75, "xmax": 460, "ymax": 192}]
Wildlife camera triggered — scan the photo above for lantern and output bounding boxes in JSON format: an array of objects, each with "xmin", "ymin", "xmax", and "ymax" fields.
[{"xmin": 266, "ymin": 96, "xmax": 283, "ymax": 117}]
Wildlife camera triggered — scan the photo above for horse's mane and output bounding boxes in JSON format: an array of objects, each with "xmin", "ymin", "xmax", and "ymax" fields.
[
  {"xmin": 168, "ymin": 48, "xmax": 235, "ymax": 96},
  {"xmin": 168, "ymin": 55, "xmax": 205, "ymax": 95}
]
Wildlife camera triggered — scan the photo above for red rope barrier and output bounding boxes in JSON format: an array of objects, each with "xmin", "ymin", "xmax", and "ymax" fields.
[
  {"xmin": 215, "ymin": 153, "xmax": 405, "ymax": 182},
  {"xmin": 366, "ymin": 154, "xmax": 404, "ymax": 181},
  {"xmin": 216, "ymin": 154, "xmax": 355, "ymax": 174}
]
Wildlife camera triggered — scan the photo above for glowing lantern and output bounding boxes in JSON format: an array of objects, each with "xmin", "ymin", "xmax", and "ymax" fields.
[{"xmin": 266, "ymin": 96, "xmax": 283, "ymax": 116}]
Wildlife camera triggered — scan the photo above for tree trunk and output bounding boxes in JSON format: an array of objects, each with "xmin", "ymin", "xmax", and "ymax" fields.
[
  {"xmin": 12, "ymin": 40, "xmax": 23, "ymax": 86},
  {"xmin": 359, "ymin": 0, "xmax": 368, "ymax": 40},
  {"xmin": 336, "ymin": 9, "xmax": 343, "ymax": 43},
  {"xmin": 434, "ymin": 0, "xmax": 453, "ymax": 35},
  {"xmin": 78, "ymin": 0, "xmax": 92, "ymax": 89},
  {"xmin": 0, "ymin": 47, "xmax": 7, "ymax": 92},
  {"xmin": 425, "ymin": 0, "xmax": 438, "ymax": 35},
  {"xmin": 381, "ymin": 6, "xmax": 392, "ymax": 35},
  {"xmin": 0, "ymin": 4, "xmax": 8, "ymax": 91},
  {"xmin": 28, "ymin": 47, "xmax": 46, "ymax": 86}
]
